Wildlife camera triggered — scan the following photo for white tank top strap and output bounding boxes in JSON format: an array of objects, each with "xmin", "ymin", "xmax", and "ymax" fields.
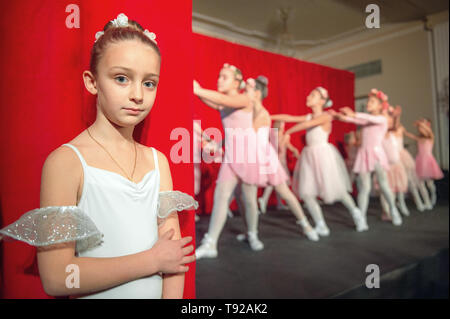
[
  {"xmin": 62, "ymin": 143, "xmax": 88, "ymax": 169},
  {"xmin": 151, "ymin": 147, "xmax": 159, "ymax": 172}
]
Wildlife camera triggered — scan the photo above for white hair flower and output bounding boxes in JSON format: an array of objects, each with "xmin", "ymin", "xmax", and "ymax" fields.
[
  {"xmin": 111, "ymin": 13, "xmax": 129, "ymax": 27},
  {"xmin": 143, "ymin": 29, "xmax": 157, "ymax": 44},
  {"xmin": 93, "ymin": 13, "xmax": 158, "ymax": 45},
  {"xmin": 94, "ymin": 31, "xmax": 104, "ymax": 42}
]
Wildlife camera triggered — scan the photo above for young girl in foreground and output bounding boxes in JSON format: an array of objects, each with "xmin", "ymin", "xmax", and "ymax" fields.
[
  {"xmin": 404, "ymin": 118, "xmax": 444, "ymax": 207},
  {"xmin": 330, "ymin": 89, "xmax": 403, "ymax": 226},
  {"xmin": 0, "ymin": 13, "xmax": 197, "ymax": 299},
  {"xmin": 272, "ymin": 87, "xmax": 367, "ymax": 235}
]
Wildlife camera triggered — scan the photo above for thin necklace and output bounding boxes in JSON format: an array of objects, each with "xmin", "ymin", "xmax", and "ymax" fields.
[{"xmin": 86, "ymin": 127, "xmax": 137, "ymax": 182}]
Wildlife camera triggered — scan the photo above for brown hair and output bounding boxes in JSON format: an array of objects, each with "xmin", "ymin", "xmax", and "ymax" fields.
[{"xmin": 89, "ymin": 19, "xmax": 161, "ymax": 76}]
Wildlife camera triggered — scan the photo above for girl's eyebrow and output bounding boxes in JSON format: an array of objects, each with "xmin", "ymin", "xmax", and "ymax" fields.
[{"xmin": 109, "ymin": 66, "xmax": 159, "ymax": 77}]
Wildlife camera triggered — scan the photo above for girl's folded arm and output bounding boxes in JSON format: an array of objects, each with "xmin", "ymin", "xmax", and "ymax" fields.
[{"xmin": 156, "ymin": 150, "xmax": 186, "ymax": 299}]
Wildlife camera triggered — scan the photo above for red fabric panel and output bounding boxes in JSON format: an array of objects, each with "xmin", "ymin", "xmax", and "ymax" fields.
[
  {"xmin": 0, "ymin": 0, "xmax": 195, "ymax": 298},
  {"xmin": 193, "ymin": 33, "xmax": 355, "ymax": 214}
]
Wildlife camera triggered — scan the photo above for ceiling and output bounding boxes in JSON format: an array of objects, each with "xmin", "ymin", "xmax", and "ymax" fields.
[{"xmin": 193, "ymin": 0, "xmax": 449, "ymax": 51}]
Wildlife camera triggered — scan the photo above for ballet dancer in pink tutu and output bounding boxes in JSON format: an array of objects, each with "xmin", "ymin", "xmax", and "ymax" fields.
[
  {"xmin": 243, "ymin": 76, "xmax": 319, "ymax": 241},
  {"xmin": 379, "ymin": 106, "xmax": 410, "ymax": 218},
  {"xmin": 193, "ymin": 64, "xmax": 268, "ymax": 259},
  {"xmin": 404, "ymin": 118, "xmax": 444, "ymax": 207},
  {"xmin": 258, "ymin": 119, "xmax": 300, "ymax": 213},
  {"xmin": 272, "ymin": 87, "xmax": 368, "ymax": 235},
  {"xmin": 330, "ymin": 88, "xmax": 403, "ymax": 226},
  {"xmin": 390, "ymin": 107, "xmax": 431, "ymax": 211}
]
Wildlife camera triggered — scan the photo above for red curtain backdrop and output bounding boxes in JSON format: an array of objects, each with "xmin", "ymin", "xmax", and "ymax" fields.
[
  {"xmin": 193, "ymin": 33, "xmax": 355, "ymax": 214},
  {"xmin": 0, "ymin": 0, "xmax": 195, "ymax": 298}
]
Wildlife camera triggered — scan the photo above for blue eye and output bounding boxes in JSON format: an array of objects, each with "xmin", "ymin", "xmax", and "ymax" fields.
[
  {"xmin": 115, "ymin": 76, "xmax": 127, "ymax": 84},
  {"xmin": 144, "ymin": 81, "xmax": 156, "ymax": 88}
]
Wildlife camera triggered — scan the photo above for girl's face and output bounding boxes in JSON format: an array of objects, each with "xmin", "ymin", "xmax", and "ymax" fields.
[
  {"xmin": 217, "ymin": 68, "xmax": 239, "ymax": 93},
  {"xmin": 366, "ymin": 96, "xmax": 382, "ymax": 114},
  {"xmin": 306, "ymin": 90, "xmax": 323, "ymax": 108},
  {"xmin": 245, "ymin": 84, "xmax": 262, "ymax": 101},
  {"xmin": 92, "ymin": 40, "xmax": 161, "ymax": 126},
  {"xmin": 245, "ymin": 83, "xmax": 256, "ymax": 99}
]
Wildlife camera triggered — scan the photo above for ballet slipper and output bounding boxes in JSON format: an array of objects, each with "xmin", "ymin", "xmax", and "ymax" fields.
[
  {"xmin": 195, "ymin": 233, "xmax": 218, "ymax": 260},
  {"xmin": 351, "ymin": 208, "xmax": 369, "ymax": 232},
  {"xmin": 431, "ymin": 192, "xmax": 437, "ymax": 207},
  {"xmin": 247, "ymin": 231, "xmax": 264, "ymax": 251},
  {"xmin": 390, "ymin": 207, "xmax": 403, "ymax": 226},
  {"xmin": 314, "ymin": 220, "xmax": 330, "ymax": 237},
  {"xmin": 416, "ymin": 202, "xmax": 425, "ymax": 212},
  {"xmin": 296, "ymin": 218, "xmax": 320, "ymax": 241}
]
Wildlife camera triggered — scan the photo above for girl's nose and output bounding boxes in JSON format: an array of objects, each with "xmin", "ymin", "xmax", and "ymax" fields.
[{"xmin": 130, "ymin": 83, "xmax": 144, "ymax": 103}]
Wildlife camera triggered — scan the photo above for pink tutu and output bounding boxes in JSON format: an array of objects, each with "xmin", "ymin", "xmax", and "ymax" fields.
[
  {"xmin": 415, "ymin": 140, "xmax": 444, "ymax": 180},
  {"xmin": 399, "ymin": 148, "xmax": 420, "ymax": 187},
  {"xmin": 256, "ymin": 127, "xmax": 289, "ymax": 186},
  {"xmin": 217, "ymin": 108, "xmax": 268, "ymax": 186},
  {"xmin": 353, "ymin": 146, "xmax": 390, "ymax": 173},
  {"xmin": 382, "ymin": 133, "xmax": 408, "ymax": 193},
  {"xmin": 386, "ymin": 163, "xmax": 408, "ymax": 193}
]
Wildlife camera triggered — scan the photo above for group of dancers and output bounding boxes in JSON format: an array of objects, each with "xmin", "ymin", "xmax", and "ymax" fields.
[{"xmin": 193, "ymin": 63, "xmax": 444, "ymax": 260}]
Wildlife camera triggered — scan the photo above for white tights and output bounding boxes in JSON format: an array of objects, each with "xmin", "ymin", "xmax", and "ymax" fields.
[
  {"xmin": 302, "ymin": 192, "xmax": 358, "ymax": 227},
  {"xmin": 206, "ymin": 178, "xmax": 260, "ymax": 243},
  {"xmin": 260, "ymin": 186, "xmax": 284, "ymax": 207},
  {"xmin": 357, "ymin": 163, "xmax": 397, "ymax": 217}
]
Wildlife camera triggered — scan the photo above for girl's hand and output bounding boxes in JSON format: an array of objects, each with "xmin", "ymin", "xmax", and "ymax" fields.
[
  {"xmin": 328, "ymin": 109, "xmax": 345, "ymax": 120},
  {"xmin": 393, "ymin": 105, "xmax": 402, "ymax": 117},
  {"xmin": 327, "ymin": 109, "xmax": 338, "ymax": 117},
  {"xmin": 150, "ymin": 229, "xmax": 195, "ymax": 274},
  {"xmin": 193, "ymin": 80, "xmax": 201, "ymax": 95},
  {"xmin": 340, "ymin": 107, "xmax": 354, "ymax": 117}
]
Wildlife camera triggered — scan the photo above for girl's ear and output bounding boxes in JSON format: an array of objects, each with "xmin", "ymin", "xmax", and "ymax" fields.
[{"xmin": 83, "ymin": 71, "xmax": 98, "ymax": 95}]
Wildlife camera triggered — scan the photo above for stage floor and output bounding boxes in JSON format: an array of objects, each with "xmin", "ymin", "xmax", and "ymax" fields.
[{"xmin": 195, "ymin": 198, "xmax": 449, "ymax": 298}]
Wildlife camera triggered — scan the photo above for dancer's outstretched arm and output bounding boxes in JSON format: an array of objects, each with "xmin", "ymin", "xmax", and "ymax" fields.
[
  {"xmin": 194, "ymin": 80, "xmax": 250, "ymax": 109},
  {"xmin": 392, "ymin": 106, "xmax": 402, "ymax": 130},
  {"xmin": 198, "ymin": 96, "xmax": 224, "ymax": 111},
  {"xmin": 403, "ymin": 129, "xmax": 420, "ymax": 141},
  {"xmin": 285, "ymin": 113, "xmax": 331, "ymax": 135},
  {"xmin": 271, "ymin": 114, "xmax": 309, "ymax": 123}
]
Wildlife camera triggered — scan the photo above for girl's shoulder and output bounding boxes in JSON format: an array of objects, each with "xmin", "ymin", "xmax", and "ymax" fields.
[{"xmin": 137, "ymin": 144, "xmax": 169, "ymax": 168}]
